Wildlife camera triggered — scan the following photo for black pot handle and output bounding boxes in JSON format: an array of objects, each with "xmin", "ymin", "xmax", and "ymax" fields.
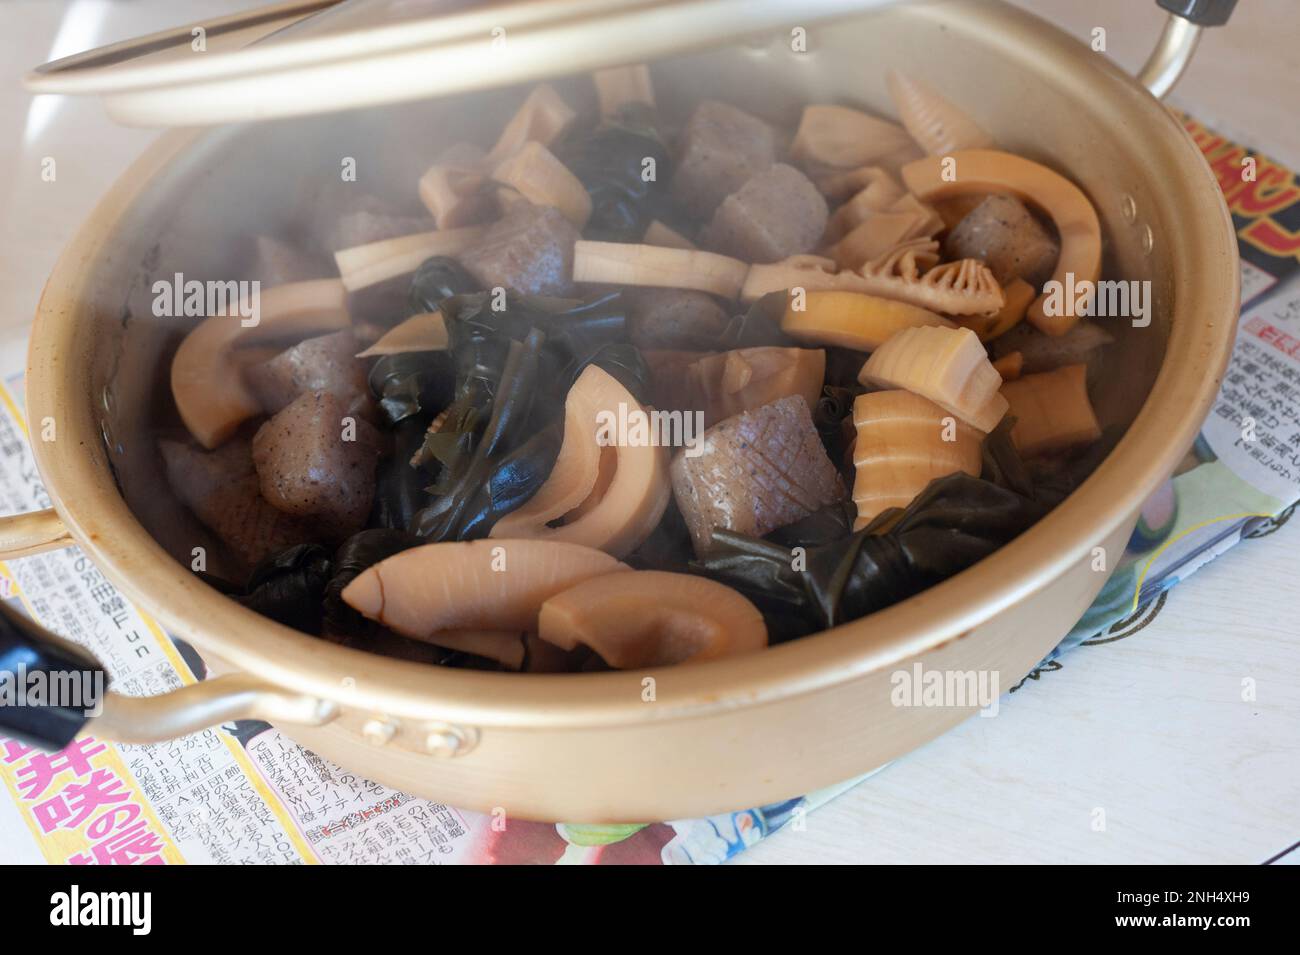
[
  {"xmin": 1141, "ymin": 0, "xmax": 1236, "ymax": 98},
  {"xmin": 1157, "ymin": 0, "xmax": 1237, "ymax": 27},
  {"xmin": 0, "ymin": 599, "xmax": 107, "ymax": 751}
]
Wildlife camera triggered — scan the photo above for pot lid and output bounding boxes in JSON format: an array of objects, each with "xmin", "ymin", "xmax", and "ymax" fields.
[{"xmin": 25, "ymin": 0, "xmax": 893, "ymax": 127}]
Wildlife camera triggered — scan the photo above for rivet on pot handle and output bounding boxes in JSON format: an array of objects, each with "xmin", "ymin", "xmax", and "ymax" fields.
[
  {"xmin": 0, "ymin": 580, "xmax": 337, "ymax": 752},
  {"xmin": 1140, "ymin": 0, "xmax": 1237, "ymax": 99}
]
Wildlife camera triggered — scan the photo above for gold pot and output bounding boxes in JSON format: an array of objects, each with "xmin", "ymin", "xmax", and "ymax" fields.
[{"xmin": 6, "ymin": 0, "xmax": 1238, "ymax": 821}]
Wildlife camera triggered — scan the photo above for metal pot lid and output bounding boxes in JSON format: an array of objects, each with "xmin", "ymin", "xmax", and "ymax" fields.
[{"xmin": 25, "ymin": 0, "xmax": 893, "ymax": 127}]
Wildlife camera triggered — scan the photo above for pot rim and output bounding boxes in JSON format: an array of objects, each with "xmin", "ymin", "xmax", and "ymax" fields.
[{"xmin": 25, "ymin": 0, "xmax": 1240, "ymax": 730}]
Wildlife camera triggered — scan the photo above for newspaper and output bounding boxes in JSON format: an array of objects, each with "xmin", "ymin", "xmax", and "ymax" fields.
[{"xmin": 1, "ymin": 118, "xmax": 1298, "ymax": 864}]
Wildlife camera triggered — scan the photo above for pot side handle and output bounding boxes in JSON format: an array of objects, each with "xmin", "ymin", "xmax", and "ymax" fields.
[
  {"xmin": 0, "ymin": 507, "xmax": 74, "ymax": 558},
  {"xmin": 1140, "ymin": 0, "xmax": 1237, "ymax": 99},
  {"xmin": 0, "ymin": 519, "xmax": 338, "ymax": 751}
]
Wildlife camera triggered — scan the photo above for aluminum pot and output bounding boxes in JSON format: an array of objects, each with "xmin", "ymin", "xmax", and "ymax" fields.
[{"xmin": 1, "ymin": 0, "xmax": 1239, "ymax": 821}]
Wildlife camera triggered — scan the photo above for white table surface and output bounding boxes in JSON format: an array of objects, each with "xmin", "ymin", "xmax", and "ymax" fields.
[{"xmin": 1, "ymin": 0, "xmax": 1296, "ymax": 866}]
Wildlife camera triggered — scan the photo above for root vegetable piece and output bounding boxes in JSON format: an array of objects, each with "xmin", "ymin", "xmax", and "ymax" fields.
[
  {"xmin": 850, "ymin": 390, "xmax": 982, "ymax": 525},
  {"xmin": 858, "ymin": 325, "xmax": 1008, "ymax": 433},
  {"xmin": 992, "ymin": 351, "xmax": 1023, "ymax": 381},
  {"xmin": 484, "ymin": 84, "xmax": 577, "ymax": 165},
  {"xmin": 573, "ymin": 240, "xmax": 748, "ymax": 298},
  {"xmin": 628, "ymin": 288, "xmax": 729, "ymax": 350},
  {"xmin": 417, "ymin": 144, "xmax": 494, "ymax": 229},
  {"xmin": 458, "ymin": 202, "xmax": 579, "ymax": 296},
  {"xmin": 944, "ymin": 194, "xmax": 1060, "ymax": 287},
  {"xmin": 593, "ymin": 64, "xmax": 655, "ymax": 117},
  {"xmin": 686, "ymin": 347, "xmax": 826, "ymax": 427},
  {"xmin": 333, "ymin": 226, "xmax": 486, "ymax": 292},
  {"xmin": 491, "ymin": 140, "xmax": 593, "ymax": 228},
  {"xmin": 781, "ymin": 290, "xmax": 953, "ymax": 350},
  {"xmin": 954, "ymin": 277, "xmax": 1035, "ymax": 342},
  {"xmin": 159, "ymin": 438, "xmax": 314, "ymax": 570},
  {"xmin": 885, "ymin": 70, "xmax": 994, "ymax": 156},
  {"xmin": 670, "ymin": 395, "xmax": 845, "ymax": 556},
  {"xmin": 1000, "ymin": 363, "xmax": 1101, "ymax": 456},
  {"xmin": 245, "ymin": 329, "xmax": 370, "ymax": 416},
  {"xmin": 701, "ymin": 163, "xmax": 828, "ymax": 264},
  {"xmin": 642, "ymin": 219, "xmax": 696, "ymax": 250},
  {"xmin": 490, "ymin": 365, "xmax": 672, "ymax": 558},
  {"xmin": 901, "ymin": 150, "xmax": 1101, "ymax": 336},
  {"xmin": 252, "ymin": 391, "xmax": 382, "ymax": 537},
  {"xmin": 671, "ymin": 100, "xmax": 777, "ymax": 215},
  {"xmin": 538, "ymin": 571, "xmax": 767, "ymax": 668},
  {"xmin": 991, "ymin": 319, "xmax": 1114, "ymax": 374},
  {"xmin": 170, "ymin": 279, "xmax": 350, "ymax": 450},
  {"xmin": 355, "ymin": 311, "xmax": 448, "ymax": 357},
  {"xmin": 340, "ymin": 539, "xmax": 629, "ymax": 637},
  {"xmin": 790, "ymin": 105, "xmax": 915, "ymax": 170}
]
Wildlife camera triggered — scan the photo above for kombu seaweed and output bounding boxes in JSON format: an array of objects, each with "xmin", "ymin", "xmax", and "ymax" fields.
[{"xmin": 692, "ymin": 473, "xmax": 1049, "ymax": 640}]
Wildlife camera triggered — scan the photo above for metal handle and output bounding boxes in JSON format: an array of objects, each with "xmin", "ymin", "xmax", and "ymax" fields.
[
  {"xmin": 0, "ymin": 507, "xmax": 73, "ymax": 558},
  {"xmin": 95, "ymin": 674, "xmax": 338, "ymax": 744},
  {"xmin": 1139, "ymin": 0, "xmax": 1237, "ymax": 99},
  {"xmin": 0, "ymin": 509, "xmax": 337, "ymax": 750}
]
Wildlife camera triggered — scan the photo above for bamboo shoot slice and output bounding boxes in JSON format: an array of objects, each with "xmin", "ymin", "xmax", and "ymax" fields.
[
  {"xmin": 538, "ymin": 571, "xmax": 767, "ymax": 668},
  {"xmin": 992, "ymin": 351, "xmax": 1023, "ymax": 381},
  {"xmin": 334, "ymin": 227, "xmax": 486, "ymax": 292},
  {"xmin": 747, "ymin": 241, "xmax": 1002, "ymax": 316},
  {"xmin": 426, "ymin": 630, "xmax": 527, "ymax": 669},
  {"xmin": 685, "ymin": 347, "xmax": 826, "ymax": 427},
  {"xmin": 900, "ymin": 150, "xmax": 1101, "ymax": 336},
  {"xmin": 954, "ymin": 277, "xmax": 1035, "ymax": 342},
  {"xmin": 858, "ymin": 324, "xmax": 1008, "ymax": 432},
  {"xmin": 782, "ymin": 290, "xmax": 953, "ymax": 350},
  {"xmin": 170, "ymin": 279, "xmax": 350, "ymax": 449},
  {"xmin": 885, "ymin": 70, "xmax": 994, "ymax": 156},
  {"xmin": 355, "ymin": 311, "xmax": 448, "ymax": 357},
  {"xmin": 340, "ymin": 539, "xmax": 628, "ymax": 638},
  {"xmin": 489, "ymin": 365, "xmax": 672, "ymax": 558},
  {"xmin": 566, "ymin": 445, "xmax": 617, "ymax": 522},
  {"xmin": 573, "ymin": 241, "xmax": 748, "ymax": 299},
  {"xmin": 593, "ymin": 64, "xmax": 655, "ymax": 117},
  {"xmin": 790, "ymin": 105, "xmax": 915, "ymax": 169},
  {"xmin": 642, "ymin": 219, "xmax": 696, "ymax": 250},
  {"xmin": 824, "ymin": 174, "xmax": 906, "ymax": 242},
  {"xmin": 491, "ymin": 140, "xmax": 592, "ymax": 228},
  {"xmin": 851, "ymin": 390, "xmax": 982, "ymax": 525},
  {"xmin": 1000, "ymin": 363, "xmax": 1100, "ymax": 455},
  {"xmin": 833, "ymin": 208, "xmax": 929, "ymax": 269},
  {"xmin": 741, "ymin": 254, "xmax": 842, "ymax": 302},
  {"xmin": 417, "ymin": 143, "xmax": 492, "ymax": 230},
  {"xmin": 491, "ymin": 365, "xmax": 609, "ymax": 532},
  {"xmin": 485, "ymin": 84, "xmax": 577, "ymax": 165},
  {"xmin": 813, "ymin": 165, "xmax": 895, "ymax": 201}
]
